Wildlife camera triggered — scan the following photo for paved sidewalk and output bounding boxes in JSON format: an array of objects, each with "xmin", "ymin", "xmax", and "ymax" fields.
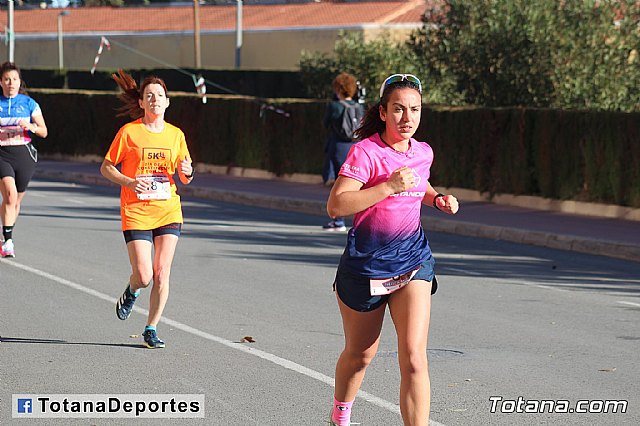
[{"xmin": 34, "ymin": 159, "xmax": 640, "ymax": 263}]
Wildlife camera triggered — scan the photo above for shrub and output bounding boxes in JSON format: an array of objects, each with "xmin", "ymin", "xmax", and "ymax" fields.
[{"xmin": 301, "ymin": 0, "xmax": 640, "ymax": 112}]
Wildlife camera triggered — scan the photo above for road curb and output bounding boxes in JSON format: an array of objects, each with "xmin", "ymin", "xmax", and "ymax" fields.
[
  {"xmin": 33, "ymin": 169, "xmax": 639, "ymax": 263},
  {"xmin": 178, "ymin": 184, "xmax": 328, "ymax": 217},
  {"xmin": 423, "ymin": 217, "xmax": 640, "ymax": 263}
]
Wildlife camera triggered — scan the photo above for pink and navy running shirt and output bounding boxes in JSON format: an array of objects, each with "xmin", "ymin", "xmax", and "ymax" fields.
[{"xmin": 338, "ymin": 133, "xmax": 434, "ymax": 278}]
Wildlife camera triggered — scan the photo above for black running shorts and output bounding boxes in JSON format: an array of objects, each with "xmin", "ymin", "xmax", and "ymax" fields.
[
  {"xmin": 123, "ymin": 223, "xmax": 182, "ymax": 243},
  {"xmin": 0, "ymin": 145, "xmax": 37, "ymax": 193}
]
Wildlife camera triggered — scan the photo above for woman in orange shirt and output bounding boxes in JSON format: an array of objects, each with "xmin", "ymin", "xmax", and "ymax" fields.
[{"xmin": 100, "ymin": 70, "xmax": 194, "ymax": 349}]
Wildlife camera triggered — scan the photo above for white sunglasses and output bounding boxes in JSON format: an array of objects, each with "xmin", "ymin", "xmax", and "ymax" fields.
[{"xmin": 379, "ymin": 74, "xmax": 423, "ymax": 98}]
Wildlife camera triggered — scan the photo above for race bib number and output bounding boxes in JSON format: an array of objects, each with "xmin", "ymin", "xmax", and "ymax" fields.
[
  {"xmin": 370, "ymin": 268, "xmax": 420, "ymax": 296},
  {"xmin": 0, "ymin": 126, "xmax": 27, "ymax": 146},
  {"xmin": 136, "ymin": 173, "xmax": 171, "ymax": 200}
]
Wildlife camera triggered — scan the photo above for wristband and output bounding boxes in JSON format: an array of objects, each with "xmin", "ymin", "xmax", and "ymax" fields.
[{"xmin": 432, "ymin": 193, "xmax": 445, "ymax": 210}]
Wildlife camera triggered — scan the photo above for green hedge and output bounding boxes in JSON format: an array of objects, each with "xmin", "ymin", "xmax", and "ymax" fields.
[
  {"xmin": 30, "ymin": 90, "xmax": 640, "ymax": 207},
  {"xmin": 31, "ymin": 89, "xmax": 327, "ymax": 176},
  {"xmin": 418, "ymin": 107, "xmax": 640, "ymax": 206},
  {"xmin": 22, "ymin": 68, "xmax": 307, "ymax": 98}
]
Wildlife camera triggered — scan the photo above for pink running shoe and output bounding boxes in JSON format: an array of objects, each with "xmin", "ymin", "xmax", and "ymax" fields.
[{"xmin": 1, "ymin": 239, "xmax": 15, "ymax": 258}]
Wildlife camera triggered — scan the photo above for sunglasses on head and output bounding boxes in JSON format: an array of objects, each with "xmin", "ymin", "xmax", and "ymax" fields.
[{"xmin": 379, "ymin": 74, "xmax": 422, "ymax": 98}]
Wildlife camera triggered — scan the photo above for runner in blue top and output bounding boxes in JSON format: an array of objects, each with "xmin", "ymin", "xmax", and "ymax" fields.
[
  {"xmin": 0, "ymin": 62, "xmax": 48, "ymax": 258},
  {"xmin": 326, "ymin": 74, "xmax": 459, "ymax": 426}
]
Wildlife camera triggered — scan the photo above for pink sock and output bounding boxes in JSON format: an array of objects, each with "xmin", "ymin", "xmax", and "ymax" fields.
[{"xmin": 331, "ymin": 397, "xmax": 354, "ymax": 426}]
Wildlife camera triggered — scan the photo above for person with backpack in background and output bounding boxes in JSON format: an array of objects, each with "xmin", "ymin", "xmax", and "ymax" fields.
[{"xmin": 321, "ymin": 72, "xmax": 364, "ymax": 231}]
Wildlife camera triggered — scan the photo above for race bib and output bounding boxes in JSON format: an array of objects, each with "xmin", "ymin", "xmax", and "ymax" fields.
[
  {"xmin": 0, "ymin": 126, "xmax": 27, "ymax": 146},
  {"xmin": 136, "ymin": 173, "xmax": 171, "ymax": 200},
  {"xmin": 370, "ymin": 268, "xmax": 420, "ymax": 296}
]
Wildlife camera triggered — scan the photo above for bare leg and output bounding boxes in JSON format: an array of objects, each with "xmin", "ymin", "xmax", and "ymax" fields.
[
  {"xmin": 126, "ymin": 240, "xmax": 154, "ymax": 293},
  {"xmin": 147, "ymin": 234, "xmax": 178, "ymax": 327},
  {"xmin": 388, "ymin": 280, "xmax": 433, "ymax": 426},
  {"xmin": 0, "ymin": 177, "xmax": 20, "ymax": 228},
  {"xmin": 334, "ymin": 295, "xmax": 386, "ymax": 402},
  {"xmin": 14, "ymin": 191, "xmax": 26, "ymax": 225}
]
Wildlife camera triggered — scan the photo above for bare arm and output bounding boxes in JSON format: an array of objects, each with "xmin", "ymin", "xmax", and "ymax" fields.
[
  {"xmin": 327, "ymin": 166, "xmax": 416, "ymax": 218},
  {"xmin": 100, "ymin": 159, "xmax": 139, "ymax": 192}
]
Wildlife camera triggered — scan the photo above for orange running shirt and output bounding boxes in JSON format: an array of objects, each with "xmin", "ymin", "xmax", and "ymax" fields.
[{"xmin": 105, "ymin": 118, "xmax": 192, "ymax": 231}]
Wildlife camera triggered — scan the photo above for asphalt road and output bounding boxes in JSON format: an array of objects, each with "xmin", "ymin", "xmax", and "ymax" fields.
[{"xmin": 1, "ymin": 178, "xmax": 639, "ymax": 425}]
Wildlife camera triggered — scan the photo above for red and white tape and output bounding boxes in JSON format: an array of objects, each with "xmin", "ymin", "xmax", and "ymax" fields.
[
  {"xmin": 90, "ymin": 37, "xmax": 111, "ymax": 75},
  {"xmin": 194, "ymin": 75, "xmax": 207, "ymax": 104}
]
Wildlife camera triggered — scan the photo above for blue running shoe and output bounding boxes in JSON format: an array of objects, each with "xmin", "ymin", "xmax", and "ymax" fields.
[
  {"xmin": 115, "ymin": 285, "xmax": 138, "ymax": 320},
  {"xmin": 142, "ymin": 329, "xmax": 165, "ymax": 349}
]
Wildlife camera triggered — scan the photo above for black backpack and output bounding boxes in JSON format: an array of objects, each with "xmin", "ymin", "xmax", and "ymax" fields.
[{"xmin": 333, "ymin": 101, "xmax": 362, "ymax": 141}]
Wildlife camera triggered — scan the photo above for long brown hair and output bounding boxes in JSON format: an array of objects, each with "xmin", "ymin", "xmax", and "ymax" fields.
[
  {"xmin": 0, "ymin": 62, "xmax": 28, "ymax": 95},
  {"xmin": 353, "ymin": 80, "xmax": 421, "ymax": 140},
  {"xmin": 112, "ymin": 69, "xmax": 168, "ymax": 119}
]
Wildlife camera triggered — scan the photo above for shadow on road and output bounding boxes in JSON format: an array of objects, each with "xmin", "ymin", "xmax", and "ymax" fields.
[
  {"xmin": 0, "ymin": 336, "xmax": 146, "ymax": 349},
  {"xmin": 26, "ymin": 179, "xmax": 640, "ymax": 297}
]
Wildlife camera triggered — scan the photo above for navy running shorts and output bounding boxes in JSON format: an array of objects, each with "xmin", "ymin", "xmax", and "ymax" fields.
[
  {"xmin": 334, "ymin": 255, "xmax": 437, "ymax": 312},
  {"xmin": 123, "ymin": 223, "xmax": 182, "ymax": 243}
]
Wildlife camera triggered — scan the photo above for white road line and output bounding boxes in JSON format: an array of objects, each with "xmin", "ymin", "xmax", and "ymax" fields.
[
  {"xmin": 436, "ymin": 253, "xmax": 543, "ymax": 262},
  {"xmin": 528, "ymin": 284, "xmax": 569, "ymax": 292},
  {"xmin": 617, "ymin": 301, "xmax": 640, "ymax": 308},
  {"xmin": 254, "ymin": 232, "xmax": 288, "ymax": 239},
  {"xmin": 442, "ymin": 267, "xmax": 483, "ymax": 276},
  {"xmin": 312, "ymin": 242, "xmax": 338, "ymax": 249},
  {"xmin": 64, "ymin": 198, "xmax": 86, "ymax": 205},
  {"xmin": 3, "ymin": 260, "xmax": 448, "ymax": 426}
]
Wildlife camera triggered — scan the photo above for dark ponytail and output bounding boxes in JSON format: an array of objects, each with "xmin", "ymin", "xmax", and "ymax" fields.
[{"xmin": 354, "ymin": 102, "xmax": 384, "ymax": 140}]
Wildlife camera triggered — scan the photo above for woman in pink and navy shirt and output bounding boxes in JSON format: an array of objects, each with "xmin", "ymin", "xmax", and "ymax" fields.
[{"xmin": 326, "ymin": 74, "xmax": 459, "ymax": 426}]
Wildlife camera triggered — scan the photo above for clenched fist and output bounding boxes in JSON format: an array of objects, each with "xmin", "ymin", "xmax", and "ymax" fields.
[{"xmin": 386, "ymin": 166, "xmax": 416, "ymax": 194}]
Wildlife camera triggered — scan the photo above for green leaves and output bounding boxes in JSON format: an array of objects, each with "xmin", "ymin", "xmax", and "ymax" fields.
[
  {"xmin": 299, "ymin": 31, "xmax": 421, "ymax": 103},
  {"xmin": 300, "ymin": 0, "xmax": 640, "ymax": 112}
]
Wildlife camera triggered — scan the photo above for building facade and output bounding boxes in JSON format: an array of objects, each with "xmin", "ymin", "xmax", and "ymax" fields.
[{"xmin": 0, "ymin": 1, "xmax": 429, "ymax": 71}]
